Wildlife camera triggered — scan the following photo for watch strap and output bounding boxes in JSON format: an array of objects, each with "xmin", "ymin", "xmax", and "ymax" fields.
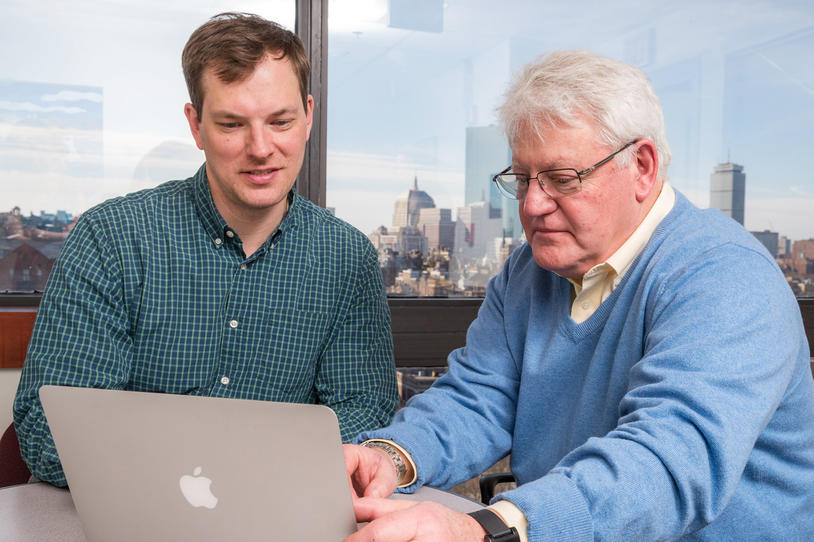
[
  {"xmin": 360, "ymin": 440, "xmax": 408, "ymax": 485},
  {"xmin": 468, "ymin": 508, "xmax": 520, "ymax": 542}
]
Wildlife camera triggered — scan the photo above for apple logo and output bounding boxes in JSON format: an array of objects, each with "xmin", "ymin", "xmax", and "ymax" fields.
[{"xmin": 179, "ymin": 466, "xmax": 218, "ymax": 509}]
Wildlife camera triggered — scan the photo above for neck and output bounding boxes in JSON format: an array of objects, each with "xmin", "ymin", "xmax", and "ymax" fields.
[{"xmin": 220, "ymin": 195, "xmax": 290, "ymax": 258}]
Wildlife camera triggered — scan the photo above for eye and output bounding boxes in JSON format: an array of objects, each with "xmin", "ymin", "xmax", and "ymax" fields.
[
  {"xmin": 550, "ymin": 175, "xmax": 579, "ymax": 186},
  {"xmin": 217, "ymin": 122, "xmax": 241, "ymax": 129},
  {"xmin": 272, "ymin": 119, "xmax": 293, "ymax": 128},
  {"xmin": 545, "ymin": 173, "xmax": 581, "ymax": 194}
]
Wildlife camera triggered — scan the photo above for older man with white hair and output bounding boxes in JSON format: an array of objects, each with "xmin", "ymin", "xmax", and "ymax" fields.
[{"xmin": 343, "ymin": 50, "xmax": 814, "ymax": 541}]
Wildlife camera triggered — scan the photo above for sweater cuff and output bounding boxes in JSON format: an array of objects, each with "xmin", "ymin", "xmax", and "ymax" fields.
[
  {"xmin": 496, "ymin": 472, "xmax": 593, "ymax": 542},
  {"xmin": 488, "ymin": 500, "xmax": 530, "ymax": 542}
]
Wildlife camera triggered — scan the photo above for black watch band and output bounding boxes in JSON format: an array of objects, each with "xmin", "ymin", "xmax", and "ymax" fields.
[{"xmin": 467, "ymin": 508, "xmax": 520, "ymax": 542}]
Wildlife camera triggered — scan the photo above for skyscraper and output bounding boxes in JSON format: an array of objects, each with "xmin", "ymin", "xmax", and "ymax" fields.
[
  {"xmin": 416, "ymin": 208, "xmax": 455, "ymax": 251},
  {"xmin": 751, "ymin": 230, "xmax": 779, "ymax": 257},
  {"xmin": 392, "ymin": 176, "xmax": 435, "ymax": 228},
  {"xmin": 710, "ymin": 162, "xmax": 746, "ymax": 225},
  {"xmin": 464, "ymin": 125, "xmax": 521, "ymax": 239}
]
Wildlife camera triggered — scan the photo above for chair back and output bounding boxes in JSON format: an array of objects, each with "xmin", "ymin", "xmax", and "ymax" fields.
[{"xmin": 0, "ymin": 422, "xmax": 31, "ymax": 487}]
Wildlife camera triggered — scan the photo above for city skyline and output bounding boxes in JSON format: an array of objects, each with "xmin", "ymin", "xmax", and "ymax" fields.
[
  {"xmin": 2, "ymin": 2, "xmax": 814, "ymax": 260},
  {"xmin": 325, "ymin": 1, "xmax": 814, "ymax": 242}
]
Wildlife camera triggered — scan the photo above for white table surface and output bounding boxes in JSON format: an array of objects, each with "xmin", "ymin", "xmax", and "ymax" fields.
[{"xmin": 0, "ymin": 481, "xmax": 482, "ymax": 541}]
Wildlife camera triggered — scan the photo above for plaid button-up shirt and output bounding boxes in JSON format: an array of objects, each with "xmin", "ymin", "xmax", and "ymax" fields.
[{"xmin": 15, "ymin": 165, "xmax": 398, "ymax": 486}]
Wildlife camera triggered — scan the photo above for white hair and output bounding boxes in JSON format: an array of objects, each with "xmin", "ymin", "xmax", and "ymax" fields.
[{"xmin": 499, "ymin": 50, "xmax": 672, "ymax": 180}]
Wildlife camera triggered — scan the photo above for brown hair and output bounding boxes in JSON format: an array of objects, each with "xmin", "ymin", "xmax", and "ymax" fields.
[{"xmin": 182, "ymin": 12, "xmax": 310, "ymax": 120}]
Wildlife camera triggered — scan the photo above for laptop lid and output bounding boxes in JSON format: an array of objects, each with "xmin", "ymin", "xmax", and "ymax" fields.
[{"xmin": 39, "ymin": 385, "xmax": 357, "ymax": 542}]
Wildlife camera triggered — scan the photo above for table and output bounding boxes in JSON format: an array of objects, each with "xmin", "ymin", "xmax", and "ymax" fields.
[{"xmin": 0, "ymin": 482, "xmax": 483, "ymax": 541}]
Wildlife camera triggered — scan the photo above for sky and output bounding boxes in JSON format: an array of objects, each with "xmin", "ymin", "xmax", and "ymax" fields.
[
  {"xmin": 1, "ymin": 0, "xmax": 813, "ymax": 243},
  {"xmin": 324, "ymin": 0, "xmax": 814, "ymax": 241}
]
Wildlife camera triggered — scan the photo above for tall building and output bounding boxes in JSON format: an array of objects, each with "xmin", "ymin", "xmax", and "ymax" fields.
[
  {"xmin": 710, "ymin": 162, "xmax": 745, "ymax": 225},
  {"xmin": 464, "ymin": 125, "xmax": 521, "ymax": 241},
  {"xmin": 392, "ymin": 177, "xmax": 435, "ymax": 228},
  {"xmin": 751, "ymin": 230, "xmax": 779, "ymax": 257},
  {"xmin": 778, "ymin": 235, "xmax": 791, "ymax": 257},
  {"xmin": 416, "ymin": 208, "xmax": 455, "ymax": 251},
  {"xmin": 790, "ymin": 239, "xmax": 814, "ymax": 276},
  {"xmin": 454, "ymin": 201, "xmax": 504, "ymax": 264}
]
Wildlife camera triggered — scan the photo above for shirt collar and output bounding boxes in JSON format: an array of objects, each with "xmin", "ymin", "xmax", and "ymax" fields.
[
  {"xmin": 192, "ymin": 164, "xmax": 226, "ymax": 243},
  {"xmin": 192, "ymin": 164, "xmax": 300, "ymax": 251},
  {"xmin": 568, "ymin": 182, "xmax": 676, "ymax": 291}
]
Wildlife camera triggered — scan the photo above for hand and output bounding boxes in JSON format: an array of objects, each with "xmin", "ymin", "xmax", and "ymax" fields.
[
  {"xmin": 344, "ymin": 497, "xmax": 487, "ymax": 542},
  {"xmin": 344, "ymin": 443, "xmax": 399, "ymax": 499}
]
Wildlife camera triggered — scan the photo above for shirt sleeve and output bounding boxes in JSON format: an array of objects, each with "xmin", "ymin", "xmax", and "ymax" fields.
[
  {"xmin": 13, "ymin": 212, "xmax": 134, "ymax": 486},
  {"xmin": 314, "ymin": 239, "xmax": 399, "ymax": 442},
  {"xmin": 356, "ymin": 254, "xmax": 521, "ymax": 487}
]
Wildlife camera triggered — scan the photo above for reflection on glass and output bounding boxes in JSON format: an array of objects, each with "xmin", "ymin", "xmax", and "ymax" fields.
[
  {"xmin": 0, "ymin": 1, "xmax": 294, "ymax": 293},
  {"xmin": 326, "ymin": 0, "xmax": 814, "ymax": 297}
]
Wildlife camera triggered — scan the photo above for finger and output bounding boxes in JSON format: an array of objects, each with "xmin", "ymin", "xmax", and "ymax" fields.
[
  {"xmin": 344, "ymin": 444, "xmax": 374, "ymax": 498},
  {"xmin": 353, "ymin": 496, "xmax": 418, "ymax": 522},
  {"xmin": 343, "ymin": 444, "xmax": 361, "ymax": 474},
  {"xmin": 363, "ymin": 475, "xmax": 396, "ymax": 498},
  {"xmin": 357, "ymin": 447, "xmax": 398, "ymax": 498},
  {"xmin": 345, "ymin": 503, "xmax": 423, "ymax": 542}
]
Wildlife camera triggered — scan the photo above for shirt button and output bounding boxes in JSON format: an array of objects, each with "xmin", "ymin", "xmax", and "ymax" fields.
[
  {"xmin": 239, "ymin": 264, "xmax": 247, "ymax": 271},
  {"xmin": 581, "ymin": 301, "xmax": 591, "ymax": 310},
  {"xmin": 214, "ymin": 238, "xmax": 223, "ymax": 246},
  {"xmin": 270, "ymin": 242, "xmax": 276, "ymax": 250},
  {"xmin": 229, "ymin": 319, "xmax": 238, "ymax": 328},
  {"xmin": 226, "ymin": 230, "xmax": 235, "ymax": 238},
  {"xmin": 220, "ymin": 376, "xmax": 230, "ymax": 385}
]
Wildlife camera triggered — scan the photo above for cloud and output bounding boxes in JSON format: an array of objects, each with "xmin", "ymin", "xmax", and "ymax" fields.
[
  {"xmin": 41, "ymin": 90, "xmax": 103, "ymax": 103},
  {"xmin": 0, "ymin": 100, "xmax": 85, "ymax": 114},
  {"xmin": 788, "ymin": 185, "xmax": 813, "ymax": 197}
]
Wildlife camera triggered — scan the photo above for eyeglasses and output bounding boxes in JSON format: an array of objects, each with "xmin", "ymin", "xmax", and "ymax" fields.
[{"xmin": 492, "ymin": 140, "xmax": 638, "ymax": 200}]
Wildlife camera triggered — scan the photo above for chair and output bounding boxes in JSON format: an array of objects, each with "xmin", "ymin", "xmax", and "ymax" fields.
[
  {"xmin": 0, "ymin": 422, "xmax": 31, "ymax": 487},
  {"xmin": 479, "ymin": 471, "xmax": 516, "ymax": 504}
]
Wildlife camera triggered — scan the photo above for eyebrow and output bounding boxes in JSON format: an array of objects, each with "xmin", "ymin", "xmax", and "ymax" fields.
[
  {"xmin": 210, "ymin": 107, "xmax": 299, "ymax": 120},
  {"xmin": 512, "ymin": 154, "xmax": 577, "ymax": 172}
]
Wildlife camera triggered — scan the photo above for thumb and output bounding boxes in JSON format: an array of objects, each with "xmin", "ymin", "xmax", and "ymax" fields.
[{"xmin": 365, "ymin": 477, "xmax": 396, "ymax": 498}]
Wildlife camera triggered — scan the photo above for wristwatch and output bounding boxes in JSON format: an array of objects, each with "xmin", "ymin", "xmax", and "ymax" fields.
[
  {"xmin": 467, "ymin": 508, "xmax": 520, "ymax": 542},
  {"xmin": 360, "ymin": 440, "xmax": 408, "ymax": 485}
]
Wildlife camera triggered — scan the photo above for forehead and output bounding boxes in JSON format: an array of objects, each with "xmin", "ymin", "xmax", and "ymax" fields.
[
  {"xmin": 511, "ymin": 117, "xmax": 601, "ymax": 167},
  {"xmin": 200, "ymin": 55, "xmax": 302, "ymax": 111}
]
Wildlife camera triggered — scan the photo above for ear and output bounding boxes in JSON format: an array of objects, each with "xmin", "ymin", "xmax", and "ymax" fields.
[
  {"xmin": 633, "ymin": 139, "xmax": 659, "ymax": 202},
  {"xmin": 184, "ymin": 103, "xmax": 204, "ymax": 151},
  {"xmin": 304, "ymin": 94, "xmax": 315, "ymax": 142}
]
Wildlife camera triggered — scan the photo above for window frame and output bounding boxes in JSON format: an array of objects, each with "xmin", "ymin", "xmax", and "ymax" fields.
[{"xmin": 2, "ymin": 1, "xmax": 813, "ymax": 367}]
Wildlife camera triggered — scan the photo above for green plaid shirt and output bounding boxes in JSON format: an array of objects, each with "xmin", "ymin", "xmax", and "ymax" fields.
[{"xmin": 15, "ymin": 165, "xmax": 398, "ymax": 486}]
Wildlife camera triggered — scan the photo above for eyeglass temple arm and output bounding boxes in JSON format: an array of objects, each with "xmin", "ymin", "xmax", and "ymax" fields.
[{"xmin": 578, "ymin": 139, "xmax": 638, "ymax": 177}]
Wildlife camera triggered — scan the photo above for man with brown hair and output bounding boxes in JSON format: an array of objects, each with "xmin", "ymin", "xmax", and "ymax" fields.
[{"xmin": 15, "ymin": 12, "xmax": 398, "ymax": 487}]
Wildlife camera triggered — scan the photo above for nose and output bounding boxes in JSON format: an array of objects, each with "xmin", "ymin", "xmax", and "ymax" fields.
[
  {"xmin": 522, "ymin": 178, "xmax": 558, "ymax": 216},
  {"xmin": 247, "ymin": 124, "xmax": 274, "ymax": 159}
]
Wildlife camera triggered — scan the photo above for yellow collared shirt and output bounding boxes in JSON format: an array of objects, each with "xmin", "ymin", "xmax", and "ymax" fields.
[{"xmin": 568, "ymin": 183, "xmax": 675, "ymax": 323}]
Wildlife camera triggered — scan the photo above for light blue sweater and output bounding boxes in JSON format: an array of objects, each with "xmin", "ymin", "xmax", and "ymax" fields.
[{"xmin": 360, "ymin": 191, "xmax": 814, "ymax": 541}]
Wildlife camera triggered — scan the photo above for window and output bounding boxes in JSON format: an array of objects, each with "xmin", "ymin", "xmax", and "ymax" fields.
[
  {"xmin": 326, "ymin": 0, "xmax": 814, "ymax": 297},
  {"xmin": 3, "ymin": 1, "xmax": 814, "ymax": 299},
  {"xmin": 0, "ymin": 0, "xmax": 295, "ymax": 294}
]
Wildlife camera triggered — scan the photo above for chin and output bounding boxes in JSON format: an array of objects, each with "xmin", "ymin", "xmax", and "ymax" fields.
[
  {"xmin": 243, "ymin": 187, "xmax": 290, "ymax": 205},
  {"xmin": 532, "ymin": 255, "xmax": 581, "ymax": 278}
]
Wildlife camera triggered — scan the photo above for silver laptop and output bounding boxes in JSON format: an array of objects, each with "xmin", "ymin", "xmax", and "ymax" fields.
[{"xmin": 39, "ymin": 385, "xmax": 357, "ymax": 542}]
